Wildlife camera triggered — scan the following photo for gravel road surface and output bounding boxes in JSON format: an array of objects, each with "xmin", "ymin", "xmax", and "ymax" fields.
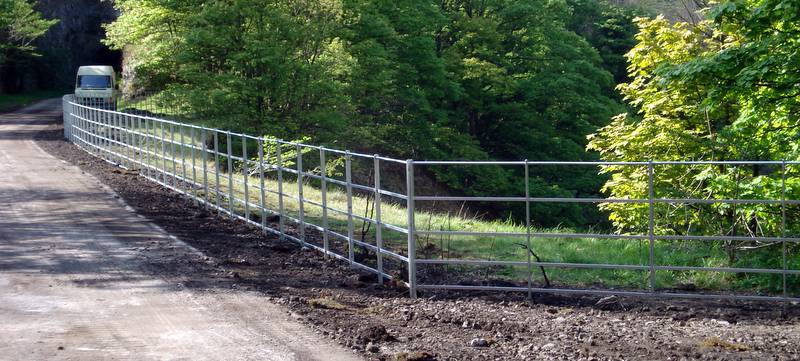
[{"xmin": 0, "ymin": 99, "xmax": 361, "ymax": 361}]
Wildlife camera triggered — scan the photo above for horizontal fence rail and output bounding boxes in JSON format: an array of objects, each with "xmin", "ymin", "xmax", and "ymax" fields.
[{"xmin": 63, "ymin": 94, "xmax": 800, "ymax": 302}]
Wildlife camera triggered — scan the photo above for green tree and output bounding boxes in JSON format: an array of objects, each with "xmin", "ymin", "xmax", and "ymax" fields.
[
  {"xmin": 0, "ymin": 0, "xmax": 57, "ymax": 92},
  {"xmin": 588, "ymin": 1, "xmax": 800, "ymax": 272},
  {"xmin": 106, "ymin": 0, "xmax": 628, "ymax": 227},
  {"xmin": 566, "ymin": 0, "xmax": 641, "ymax": 84},
  {"xmin": 435, "ymin": 0, "xmax": 624, "ymax": 225}
]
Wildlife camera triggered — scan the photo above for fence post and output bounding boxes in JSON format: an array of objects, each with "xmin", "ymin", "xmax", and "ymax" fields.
[
  {"xmin": 406, "ymin": 159, "xmax": 417, "ymax": 299},
  {"xmin": 137, "ymin": 116, "xmax": 142, "ymax": 174},
  {"xmin": 160, "ymin": 120, "xmax": 167, "ymax": 184},
  {"xmin": 243, "ymin": 136, "xmax": 249, "ymax": 221},
  {"xmin": 126, "ymin": 114, "xmax": 133, "ymax": 169},
  {"xmin": 113, "ymin": 111, "xmax": 119, "ymax": 164},
  {"xmin": 180, "ymin": 125, "xmax": 187, "ymax": 186},
  {"xmin": 525, "ymin": 160, "xmax": 532, "ymax": 301},
  {"xmin": 227, "ymin": 132, "xmax": 234, "ymax": 218},
  {"xmin": 781, "ymin": 161, "xmax": 787, "ymax": 300},
  {"xmin": 145, "ymin": 118, "xmax": 151, "ymax": 179},
  {"xmin": 95, "ymin": 106, "xmax": 101, "ymax": 157},
  {"xmin": 214, "ymin": 131, "xmax": 221, "ymax": 211},
  {"xmin": 119, "ymin": 112, "xmax": 125, "ymax": 166},
  {"xmin": 296, "ymin": 144, "xmax": 306, "ymax": 247},
  {"xmin": 374, "ymin": 155, "xmax": 384, "ymax": 284},
  {"xmin": 258, "ymin": 138, "xmax": 267, "ymax": 233},
  {"xmin": 345, "ymin": 151, "xmax": 355, "ymax": 265},
  {"xmin": 170, "ymin": 123, "xmax": 177, "ymax": 187},
  {"xmin": 95, "ymin": 106, "xmax": 102, "ymax": 159},
  {"xmin": 647, "ymin": 160, "xmax": 655, "ymax": 291},
  {"xmin": 276, "ymin": 141, "xmax": 285, "ymax": 241},
  {"xmin": 320, "ymin": 149, "xmax": 330, "ymax": 255},
  {"xmin": 201, "ymin": 129, "xmax": 209, "ymax": 207},
  {"xmin": 191, "ymin": 127, "xmax": 197, "ymax": 201},
  {"xmin": 62, "ymin": 96, "xmax": 69, "ymax": 140}
]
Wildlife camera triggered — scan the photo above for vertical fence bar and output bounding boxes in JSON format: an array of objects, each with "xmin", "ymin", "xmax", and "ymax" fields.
[
  {"xmin": 180, "ymin": 125, "xmax": 186, "ymax": 186},
  {"xmin": 227, "ymin": 132, "xmax": 234, "ymax": 218},
  {"xmin": 102, "ymin": 108, "xmax": 107, "ymax": 158},
  {"xmin": 83, "ymin": 104, "xmax": 89, "ymax": 148},
  {"xmin": 116, "ymin": 112, "xmax": 122, "ymax": 165},
  {"xmin": 170, "ymin": 123, "xmax": 177, "ymax": 187},
  {"xmin": 136, "ymin": 116, "xmax": 142, "ymax": 172},
  {"xmin": 117, "ymin": 113, "xmax": 122, "ymax": 167},
  {"xmin": 120, "ymin": 112, "xmax": 125, "ymax": 165},
  {"xmin": 374, "ymin": 155, "xmax": 384, "ymax": 284},
  {"xmin": 106, "ymin": 110, "xmax": 112, "ymax": 160},
  {"xmin": 320, "ymin": 149, "xmax": 330, "ymax": 255},
  {"xmin": 91, "ymin": 105, "xmax": 96, "ymax": 152},
  {"xmin": 94, "ymin": 107, "xmax": 100, "ymax": 156},
  {"xmin": 127, "ymin": 115, "xmax": 133, "ymax": 168},
  {"xmin": 113, "ymin": 111, "xmax": 119, "ymax": 163},
  {"xmin": 525, "ymin": 160, "xmax": 532, "ymax": 300},
  {"xmin": 86, "ymin": 105, "xmax": 91, "ymax": 151},
  {"xmin": 111, "ymin": 111, "xmax": 117, "ymax": 163},
  {"xmin": 781, "ymin": 161, "xmax": 787, "ymax": 299},
  {"xmin": 117, "ymin": 112, "xmax": 122, "ymax": 165},
  {"xmin": 124, "ymin": 114, "xmax": 131, "ymax": 168},
  {"xmin": 201, "ymin": 129, "xmax": 209, "ymax": 207},
  {"xmin": 96, "ymin": 107, "xmax": 101, "ymax": 153},
  {"xmin": 296, "ymin": 144, "xmax": 306, "ymax": 246},
  {"xmin": 145, "ymin": 118, "xmax": 151, "ymax": 179},
  {"xmin": 258, "ymin": 138, "xmax": 267, "ymax": 233},
  {"xmin": 345, "ymin": 151, "xmax": 355, "ymax": 265},
  {"xmin": 62, "ymin": 97, "xmax": 68, "ymax": 140},
  {"xmin": 106, "ymin": 109, "xmax": 111, "ymax": 159},
  {"xmin": 116, "ymin": 112, "xmax": 122, "ymax": 164},
  {"xmin": 95, "ymin": 106, "xmax": 102, "ymax": 158},
  {"xmin": 214, "ymin": 131, "xmax": 221, "ymax": 211},
  {"xmin": 89, "ymin": 101, "xmax": 94, "ymax": 137},
  {"xmin": 243, "ymin": 136, "xmax": 250, "ymax": 221},
  {"xmin": 113, "ymin": 111, "xmax": 119, "ymax": 164},
  {"xmin": 108, "ymin": 110, "xmax": 114, "ymax": 161},
  {"xmin": 191, "ymin": 127, "xmax": 197, "ymax": 201},
  {"xmin": 406, "ymin": 159, "xmax": 417, "ymax": 299},
  {"xmin": 95, "ymin": 106, "xmax": 100, "ymax": 156},
  {"xmin": 84, "ymin": 105, "xmax": 89, "ymax": 147},
  {"xmin": 160, "ymin": 120, "xmax": 167, "ymax": 184},
  {"xmin": 126, "ymin": 114, "xmax": 132, "ymax": 168},
  {"xmin": 647, "ymin": 161, "xmax": 656, "ymax": 291},
  {"xmin": 90, "ymin": 104, "xmax": 95, "ymax": 151},
  {"xmin": 119, "ymin": 112, "xmax": 125, "ymax": 165},
  {"xmin": 276, "ymin": 141, "xmax": 285, "ymax": 241}
]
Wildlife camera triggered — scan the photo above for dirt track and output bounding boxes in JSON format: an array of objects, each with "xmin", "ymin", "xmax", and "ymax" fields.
[
  {"xmin": 0, "ymin": 99, "xmax": 360, "ymax": 361},
  {"xmin": 17, "ymin": 99, "xmax": 800, "ymax": 360}
]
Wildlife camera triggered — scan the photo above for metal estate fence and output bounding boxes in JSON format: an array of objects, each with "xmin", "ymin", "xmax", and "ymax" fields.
[{"xmin": 63, "ymin": 95, "xmax": 800, "ymax": 302}]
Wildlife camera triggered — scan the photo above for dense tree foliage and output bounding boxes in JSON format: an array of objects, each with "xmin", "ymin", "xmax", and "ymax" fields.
[
  {"xmin": 0, "ymin": 0, "xmax": 57, "ymax": 92},
  {"xmin": 106, "ymin": 0, "xmax": 641, "ymax": 227},
  {"xmin": 588, "ymin": 0, "xmax": 800, "ymax": 265}
]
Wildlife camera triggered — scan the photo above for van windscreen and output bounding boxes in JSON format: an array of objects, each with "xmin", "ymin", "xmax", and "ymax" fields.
[{"xmin": 77, "ymin": 75, "xmax": 111, "ymax": 89}]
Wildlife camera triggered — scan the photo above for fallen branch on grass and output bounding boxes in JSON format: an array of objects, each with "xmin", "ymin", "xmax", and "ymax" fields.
[{"xmin": 514, "ymin": 243, "xmax": 550, "ymax": 288}]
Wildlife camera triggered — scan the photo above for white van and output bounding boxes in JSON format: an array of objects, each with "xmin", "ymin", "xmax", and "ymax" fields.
[{"xmin": 75, "ymin": 65, "xmax": 117, "ymax": 109}]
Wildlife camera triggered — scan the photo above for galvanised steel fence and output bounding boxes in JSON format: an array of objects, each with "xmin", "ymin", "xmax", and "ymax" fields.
[{"xmin": 63, "ymin": 94, "xmax": 800, "ymax": 302}]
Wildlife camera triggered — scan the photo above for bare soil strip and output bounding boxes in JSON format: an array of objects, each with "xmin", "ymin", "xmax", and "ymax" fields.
[{"xmin": 34, "ymin": 100, "xmax": 800, "ymax": 361}]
